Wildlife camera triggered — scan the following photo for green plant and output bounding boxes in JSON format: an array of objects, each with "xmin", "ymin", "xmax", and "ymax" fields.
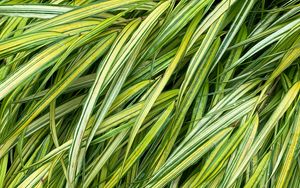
[{"xmin": 0, "ymin": 0, "xmax": 299, "ymax": 187}]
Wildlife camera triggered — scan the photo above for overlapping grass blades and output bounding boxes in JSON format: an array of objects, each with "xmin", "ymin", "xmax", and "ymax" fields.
[{"xmin": 0, "ymin": 0, "xmax": 299, "ymax": 187}]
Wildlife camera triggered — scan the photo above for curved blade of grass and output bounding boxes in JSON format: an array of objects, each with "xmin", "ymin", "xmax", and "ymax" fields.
[
  {"xmin": 209, "ymin": 0, "xmax": 256, "ymax": 71},
  {"xmin": 143, "ymin": 0, "xmax": 212, "ymax": 59},
  {"xmin": 276, "ymin": 100, "xmax": 300, "ymax": 188},
  {"xmin": 84, "ymin": 128, "xmax": 129, "ymax": 188},
  {"xmin": 0, "ymin": 4, "xmax": 72, "ymax": 18},
  {"xmin": 145, "ymin": 128, "xmax": 233, "ymax": 188},
  {"xmin": 104, "ymin": 102, "xmax": 174, "ymax": 188},
  {"xmin": 123, "ymin": 10, "xmax": 202, "ymax": 173},
  {"xmin": 29, "ymin": 0, "xmax": 146, "ymax": 31},
  {"xmin": 219, "ymin": 113, "xmax": 259, "ymax": 188},
  {"xmin": 0, "ymin": 31, "xmax": 68, "ymax": 59},
  {"xmin": 66, "ymin": 20, "xmax": 141, "ymax": 182},
  {"xmin": 226, "ymin": 19, "xmax": 300, "ymax": 71},
  {"xmin": 0, "ymin": 34, "xmax": 116, "ymax": 159},
  {"xmin": 179, "ymin": 16, "xmax": 224, "ymax": 100},
  {"xmin": 227, "ymin": 81, "xmax": 300, "ymax": 186},
  {"xmin": 191, "ymin": 116, "xmax": 252, "ymax": 187},
  {"xmin": 16, "ymin": 163, "xmax": 50, "ymax": 188},
  {"xmin": 0, "ymin": 36, "xmax": 74, "ymax": 100},
  {"xmin": 81, "ymin": 1, "xmax": 171, "ymax": 175},
  {"xmin": 188, "ymin": 0, "xmax": 239, "ymax": 50},
  {"xmin": 244, "ymin": 152, "xmax": 271, "ymax": 188},
  {"xmin": 39, "ymin": 10, "xmax": 128, "ymax": 89}
]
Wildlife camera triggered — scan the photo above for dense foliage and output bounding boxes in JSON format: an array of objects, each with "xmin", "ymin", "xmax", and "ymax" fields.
[{"xmin": 0, "ymin": 0, "xmax": 299, "ymax": 187}]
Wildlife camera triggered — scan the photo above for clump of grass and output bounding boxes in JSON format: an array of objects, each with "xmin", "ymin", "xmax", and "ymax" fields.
[{"xmin": 0, "ymin": 0, "xmax": 299, "ymax": 187}]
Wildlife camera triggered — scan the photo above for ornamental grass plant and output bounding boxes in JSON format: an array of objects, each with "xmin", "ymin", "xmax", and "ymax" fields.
[{"xmin": 0, "ymin": 0, "xmax": 300, "ymax": 187}]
